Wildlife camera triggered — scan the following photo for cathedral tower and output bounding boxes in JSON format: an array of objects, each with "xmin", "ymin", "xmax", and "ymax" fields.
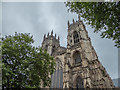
[
  {"xmin": 42, "ymin": 30, "xmax": 60, "ymax": 56},
  {"xmin": 41, "ymin": 16, "xmax": 115, "ymax": 88},
  {"xmin": 63, "ymin": 16, "xmax": 114, "ymax": 88}
]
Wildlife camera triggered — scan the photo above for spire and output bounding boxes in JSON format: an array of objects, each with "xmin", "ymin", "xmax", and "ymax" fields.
[
  {"xmin": 68, "ymin": 20, "xmax": 70, "ymax": 27},
  {"xmin": 78, "ymin": 15, "xmax": 80, "ymax": 21},
  {"xmin": 73, "ymin": 18, "xmax": 75, "ymax": 24},
  {"xmin": 51, "ymin": 30, "xmax": 53, "ymax": 36},
  {"xmin": 47, "ymin": 32, "xmax": 49, "ymax": 37}
]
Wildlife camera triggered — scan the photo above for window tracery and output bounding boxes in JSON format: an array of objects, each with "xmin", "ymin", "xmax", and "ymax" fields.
[{"xmin": 73, "ymin": 31, "xmax": 79, "ymax": 44}]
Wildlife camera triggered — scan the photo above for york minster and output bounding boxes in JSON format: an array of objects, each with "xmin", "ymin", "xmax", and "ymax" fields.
[{"xmin": 41, "ymin": 16, "xmax": 115, "ymax": 88}]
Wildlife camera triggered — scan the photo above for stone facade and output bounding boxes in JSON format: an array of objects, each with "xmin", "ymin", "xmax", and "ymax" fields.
[{"xmin": 41, "ymin": 16, "xmax": 115, "ymax": 88}]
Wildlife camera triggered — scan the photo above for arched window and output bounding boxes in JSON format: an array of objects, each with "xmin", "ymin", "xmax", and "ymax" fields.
[
  {"xmin": 76, "ymin": 76, "xmax": 84, "ymax": 89},
  {"xmin": 73, "ymin": 51, "xmax": 81, "ymax": 64},
  {"xmin": 52, "ymin": 45, "xmax": 56, "ymax": 54},
  {"xmin": 73, "ymin": 31, "xmax": 79, "ymax": 44},
  {"xmin": 51, "ymin": 58, "xmax": 63, "ymax": 88}
]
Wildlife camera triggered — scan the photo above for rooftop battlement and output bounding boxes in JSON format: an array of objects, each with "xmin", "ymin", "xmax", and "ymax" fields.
[{"xmin": 43, "ymin": 30, "xmax": 60, "ymax": 42}]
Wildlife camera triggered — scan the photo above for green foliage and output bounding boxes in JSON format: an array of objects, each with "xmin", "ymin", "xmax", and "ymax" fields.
[
  {"xmin": 2, "ymin": 32, "xmax": 55, "ymax": 88},
  {"xmin": 65, "ymin": 2, "xmax": 120, "ymax": 48}
]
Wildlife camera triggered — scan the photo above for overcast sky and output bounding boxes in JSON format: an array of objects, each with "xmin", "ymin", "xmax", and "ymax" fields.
[{"xmin": 2, "ymin": 2, "xmax": 118, "ymax": 79}]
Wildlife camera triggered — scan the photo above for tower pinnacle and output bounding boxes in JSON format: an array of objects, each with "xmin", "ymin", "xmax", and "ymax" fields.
[
  {"xmin": 78, "ymin": 15, "xmax": 80, "ymax": 21},
  {"xmin": 68, "ymin": 20, "xmax": 70, "ymax": 27},
  {"xmin": 47, "ymin": 32, "xmax": 49, "ymax": 37},
  {"xmin": 55, "ymin": 33, "xmax": 56, "ymax": 38},
  {"xmin": 44, "ymin": 34, "xmax": 46, "ymax": 39},
  {"xmin": 73, "ymin": 18, "xmax": 75, "ymax": 24},
  {"xmin": 58, "ymin": 36, "xmax": 60, "ymax": 41},
  {"xmin": 51, "ymin": 30, "xmax": 53, "ymax": 36}
]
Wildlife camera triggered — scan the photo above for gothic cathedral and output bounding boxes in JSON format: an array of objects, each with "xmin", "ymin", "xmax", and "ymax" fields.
[{"xmin": 41, "ymin": 16, "xmax": 115, "ymax": 88}]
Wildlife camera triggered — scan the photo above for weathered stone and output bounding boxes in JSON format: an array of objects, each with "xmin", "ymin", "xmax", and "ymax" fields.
[{"xmin": 41, "ymin": 17, "xmax": 115, "ymax": 88}]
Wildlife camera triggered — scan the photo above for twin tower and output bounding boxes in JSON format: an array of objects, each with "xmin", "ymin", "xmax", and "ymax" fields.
[{"xmin": 41, "ymin": 16, "xmax": 114, "ymax": 88}]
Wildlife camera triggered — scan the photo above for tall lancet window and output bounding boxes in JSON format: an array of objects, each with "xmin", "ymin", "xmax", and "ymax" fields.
[
  {"xmin": 73, "ymin": 51, "xmax": 81, "ymax": 64},
  {"xmin": 73, "ymin": 31, "xmax": 79, "ymax": 44},
  {"xmin": 51, "ymin": 58, "xmax": 63, "ymax": 88},
  {"xmin": 76, "ymin": 76, "xmax": 84, "ymax": 89}
]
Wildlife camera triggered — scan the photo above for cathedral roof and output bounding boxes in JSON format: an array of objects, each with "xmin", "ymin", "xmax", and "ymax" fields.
[{"xmin": 52, "ymin": 46, "xmax": 66, "ymax": 56}]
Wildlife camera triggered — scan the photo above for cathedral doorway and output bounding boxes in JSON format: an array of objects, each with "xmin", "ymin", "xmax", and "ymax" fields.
[{"xmin": 76, "ymin": 76, "xmax": 84, "ymax": 90}]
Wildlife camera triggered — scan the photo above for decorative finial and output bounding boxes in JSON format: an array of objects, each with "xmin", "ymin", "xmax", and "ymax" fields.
[
  {"xmin": 51, "ymin": 30, "xmax": 53, "ymax": 36},
  {"xmin": 47, "ymin": 32, "xmax": 49, "ymax": 37},
  {"xmin": 73, "ymin": 19, "xmax": 75, "ymax": 24},
  {"xmin": 55, "ymin": 33, "xmax": 56, "ymax": 38},
  {"xmin": 68, "ymin": 20, "xmax": 70, "ymax": 27},
  {"xmin": 78, "ymin": 15, "xmax": 80, "ymax": 21}
]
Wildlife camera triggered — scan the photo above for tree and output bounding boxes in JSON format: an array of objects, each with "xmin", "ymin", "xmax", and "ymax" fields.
[
  {"xmin": 2, "ymin": 32, "xmax": 55, "ymax": 88},
  {"xmin": 65, "ymin": 2, "xmax": 120, "ymax": 48}
]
